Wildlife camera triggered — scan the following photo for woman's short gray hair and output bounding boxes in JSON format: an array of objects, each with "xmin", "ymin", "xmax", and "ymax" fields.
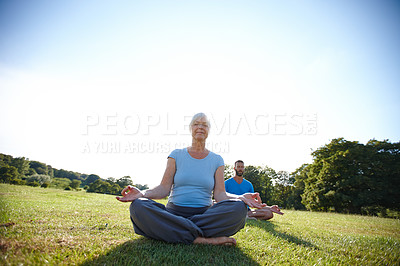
[{"xmin": 189, "ymin": 112, "xmax": 211, "ymax": 129}]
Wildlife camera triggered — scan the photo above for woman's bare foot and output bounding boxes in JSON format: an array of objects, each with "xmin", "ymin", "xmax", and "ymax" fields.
[{"xmin": 193, "ymin": 236, "xmax": 236, "ymax": 246}]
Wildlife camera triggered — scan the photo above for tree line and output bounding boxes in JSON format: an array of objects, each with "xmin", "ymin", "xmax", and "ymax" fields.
[
  {"xmin": 0, "ymin": 153, "xmax": 148, "ymax": 194},
  {"xmin": 230, "ymin": 138, "xmax": 399, "ymax": 217},
  {"xmin": 1, "ymin": 137, "xmax": 399, "ymax": 217}
]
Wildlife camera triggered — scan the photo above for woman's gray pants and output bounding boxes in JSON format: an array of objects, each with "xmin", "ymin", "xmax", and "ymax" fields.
[{"xmin": 129, "ymin": 198, "xmax": 248, "ymax": 244}]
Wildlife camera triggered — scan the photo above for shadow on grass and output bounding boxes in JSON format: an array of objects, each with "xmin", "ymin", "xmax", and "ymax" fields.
[
  {"xmin": 81, "ymin": 237, "xmax": 259, "ymax": 266},
  {"xmin": 247, "ymin": 220, "xmax": 317, "ymax": 248}
]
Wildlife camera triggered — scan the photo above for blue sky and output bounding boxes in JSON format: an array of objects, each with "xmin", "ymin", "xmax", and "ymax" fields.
[{"xmin": 0, "ymin": 0, "xmax": 399, "ymax": 187}]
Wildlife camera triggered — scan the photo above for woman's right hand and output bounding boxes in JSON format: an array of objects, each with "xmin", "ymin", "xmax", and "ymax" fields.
[{"xmin": 116, "ymin": 185, "xmax": 144, "ymax": 202}]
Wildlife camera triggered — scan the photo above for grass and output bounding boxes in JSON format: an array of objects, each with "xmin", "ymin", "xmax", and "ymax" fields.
[{"xmin": 0, "ymin": 184, "xmax": 399, "ymax": 265}]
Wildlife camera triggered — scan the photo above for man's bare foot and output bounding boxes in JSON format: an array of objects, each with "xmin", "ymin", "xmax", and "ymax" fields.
[
  {"xmin": 193, "ymin": 236, "xmax": 236, "ymax": 246},
  {"xmin": 246, "ymin": 215, "xmax": 257, "ymax": 221}
]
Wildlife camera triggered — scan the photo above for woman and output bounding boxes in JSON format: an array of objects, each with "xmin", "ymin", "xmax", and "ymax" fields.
[{"xmin": 116, "ymin": 113, "xmax": 266, "ymax": 245}]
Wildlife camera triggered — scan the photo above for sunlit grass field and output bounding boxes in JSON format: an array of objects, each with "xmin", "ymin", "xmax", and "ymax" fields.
[{"xmin": 1, "ymin": 184, "xmax": 399, "ymax": 265}]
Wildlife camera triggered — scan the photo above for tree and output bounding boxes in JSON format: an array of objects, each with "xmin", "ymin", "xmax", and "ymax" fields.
[
  {"xmin": 302, "ymin": 138, "xmax": 369, "ymax": 212},
  {"xmin": 272, "ymin": 171, "xmax": 296, "ymax": 208},
  {"xmin": 243, "ymin": 165, "xmax": 274, "ymax": 204},
  {"xmin": 53, "ymin": 169, "xmax": 81, "ymax": 180},
  {"xmin": 224, "ymin": 165, "xmax": 234, "ymax": 180},
  {"xmin": 87, "ymin": 179, "xmax": 113, "ymax": 194},
  {"xmin": 28, "ymin": 168, "xmax": 37, "ymax": 176},
  {"xmin": 29, "ymin": 161, "xmax": 49, "ymax": 175},
  {"xmin": 290, "ymin": 164, "xmax": 308, "ymax": 210},
  {"xmin": 106, "ymin": 177, "xmax": 117, "ymax": 184},
  {"xmin": 0, "ymin": 153, "xmax": 13, "ymax": 168},
  {"xmin": 47, "ymin": 165, "xmax": 54, "ymax": 178},
  {"xmin": 27, "ymin": 174, "xmax": 51, "ymax": 185},
  {"xmin": 0, "ymin": 165, "xmax": 19, "ymax": 183},
  {"xmin": 10, "ymin": 157, "xmax": 30, "ymax": 178},
  {"xmin": 365, "ymin": 139, "xmax": 400, "ymax": 212},
  {"xmin": 50, "ymin": 178, "xmax": 71, "ymax": 189},
  {"xmin": 301, "ymin": 138, "xmax": 400, "ymax": 214},
  {"xmin": 135, "ymin": 183, "xmax": 149, "ymax": 190},
  {"xmin": 70, "ymin": 180, "xmax": 82, "ymax": 190},
  {"xmin": 273, "ymin": 171, "xmax": 293, "ymax": 186},
  {"xmin": 110, "ymin": 183, "xmax": 122, "ymax": 195},
  {"xmin": 83, "ymin": 174, "xmax": 100, "ymax": 186},
  {"xmin": 116, "ymin": 176, "xmax": 133, "ymax": 188}
]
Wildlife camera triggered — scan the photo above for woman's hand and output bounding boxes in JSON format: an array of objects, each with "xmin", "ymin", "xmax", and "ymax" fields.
[
  {"xmin": 116, "ymin": 185, "xmax": 144, "ymax": 202},
  {"xmin": 239, "ymin": 192, "xmax": 267, "ymax": 209}
]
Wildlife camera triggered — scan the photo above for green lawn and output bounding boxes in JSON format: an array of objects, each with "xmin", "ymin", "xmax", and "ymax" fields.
[{"xmin": 1, "ymin": 184, "xmax": 399, "ymax": 265}]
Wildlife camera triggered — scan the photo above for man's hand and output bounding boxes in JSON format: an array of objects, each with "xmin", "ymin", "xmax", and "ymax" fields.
[
  {"xmin": 239, "ymin": 192, "xmax": 267, "ymax": 209},
  {"xmin": 269, "ymin": 205, "xmax": 284, "ymax": 215},
  {"xmin": 116, "ymin": 185, "xmax": 144, "ymax": 202},
  {"xmin": 247, "ymin": 205, "xmax": 284, "ymax": 220}
]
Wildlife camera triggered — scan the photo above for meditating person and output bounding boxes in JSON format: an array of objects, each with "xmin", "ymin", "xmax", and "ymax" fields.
[
  {"xmin": 116, "ymin": 112, "xmax": 267, "ymax": 245},
  {"xmin": 225, "ymin": 160, "xmax": 284, "ymax": 220}
]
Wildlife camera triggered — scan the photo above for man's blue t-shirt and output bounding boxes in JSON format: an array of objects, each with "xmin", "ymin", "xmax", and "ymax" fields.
[
  {"xmin": 225, "ymin": 177, "xmax": 254, "ymax": 195},
  {"xmin": 168, "ymin": 148, "xmax": 224, "ymax": 207}
]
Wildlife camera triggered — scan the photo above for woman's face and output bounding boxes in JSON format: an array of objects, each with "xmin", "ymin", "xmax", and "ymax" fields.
[{"xmin": 191, "ymin": 117, "xmax": 209, "ymax": 141}]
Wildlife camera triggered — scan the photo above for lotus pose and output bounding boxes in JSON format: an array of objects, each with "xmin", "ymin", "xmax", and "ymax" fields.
[
  {"xmin": 117, "ymin": 113, "xmax": 267, "ymax": 245},
  {"xmin": 225, "ymin": 160, "xmax": 284, "ymax": 220}
]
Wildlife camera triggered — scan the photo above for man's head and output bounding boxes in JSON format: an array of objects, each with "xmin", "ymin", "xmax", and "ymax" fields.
[{"xmin": 234, "ymin": 160, "xmax": 245, "ymax": 177}]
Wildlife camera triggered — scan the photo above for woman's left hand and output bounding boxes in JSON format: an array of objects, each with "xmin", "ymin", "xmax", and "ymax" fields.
[{"xmin": 239, "ymin": 192, "xmax": 267, "ymax": 209}]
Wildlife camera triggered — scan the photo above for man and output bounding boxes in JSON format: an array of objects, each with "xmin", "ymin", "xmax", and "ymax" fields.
[{"xmin": 225, "ymin": 160, "xmax": 284, "ymax": 220}]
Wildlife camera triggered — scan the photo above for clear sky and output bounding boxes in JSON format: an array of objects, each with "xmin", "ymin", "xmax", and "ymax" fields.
[{"xmin": 1, "ymin": 0, "xmax": 399, "ymax": 187}]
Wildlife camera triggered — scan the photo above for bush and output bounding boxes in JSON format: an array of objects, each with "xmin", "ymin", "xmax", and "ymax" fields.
[
  {"xmin": 10, "ymin": 179, "xmax": 26, "ymax": 185},
  {"xmin": 87, "ymin": 179, "xmax": 121, "ymax": 195},
  {"xmin": 41, "ymin": 182, "xmax": 50, "ymax": 188},
  {"xmin": 361, "ymin": 205, "xmax": 386, "ymax": 217},
  {"xmin": 27, "ymin": 181, "xmax": 40, "ymax": 187},
  {"xmin": 50, "ymin": 178, "xmax": 71, "ymax": 189},
  {"xmin": 27, "ymin": 174, "xmax": 51, "ymax": 185},
  {"xmin": 70, "ymin": 179, "xmax": 81, "ymax": 190},
  {"xmin": 65, "ymin": 186, "xmax": 72, "ymax": 191}
]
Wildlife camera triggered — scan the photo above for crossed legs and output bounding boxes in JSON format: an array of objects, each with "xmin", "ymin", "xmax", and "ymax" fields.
[{"xmin": 129, "ymin": 198, "xmax": 247, "ymax": 245}]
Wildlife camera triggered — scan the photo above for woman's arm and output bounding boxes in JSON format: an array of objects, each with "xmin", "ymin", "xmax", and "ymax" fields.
[
  {"xmin": 116, "ymin": 157, "xmax": 176, "ymax": 202},
  {"xmin": 213, "ymin": 165, "xmax": 266, "ymax": 209},
  {"xmin": 213, "ymin": 166, "xmax": 231, "ymax": 202},
  {"xmin": 142, "ymin": 157, "xmax": 175, "ymax": 199},
  {"xmin": 213, "ymin": 166, "xmax": 250, "ymax": 202}
]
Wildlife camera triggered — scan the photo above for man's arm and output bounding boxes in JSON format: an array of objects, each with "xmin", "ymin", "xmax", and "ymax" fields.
[{"xmin": 249, "ymin": 181, "xmax": 255, "ymax": 193}]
